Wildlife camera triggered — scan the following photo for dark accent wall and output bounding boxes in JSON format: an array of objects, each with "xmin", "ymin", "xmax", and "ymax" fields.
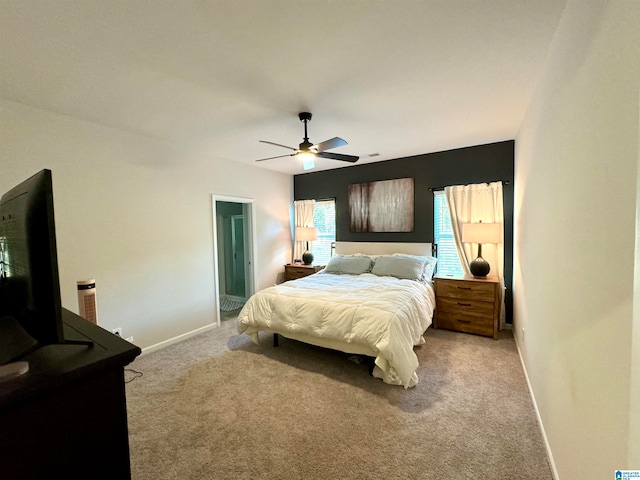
[{"xmin": 294, "ymin": 140, "xmax": 515, "ymax": 323}]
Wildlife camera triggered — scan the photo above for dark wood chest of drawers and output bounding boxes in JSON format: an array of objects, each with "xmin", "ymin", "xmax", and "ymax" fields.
[
  {"xmin": 284, "ymin": 264, "xmax": 323, "ymax": 281},
  {"xmin": 434, "ymin": 274, "xmax": 500, "ymax": 339}
]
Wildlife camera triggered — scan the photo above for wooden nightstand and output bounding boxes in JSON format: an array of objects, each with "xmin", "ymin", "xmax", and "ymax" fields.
[
  {"xmin": 433, "ymin": 274, "xmax": 500, "ymax": 339},
  {"xmin": 284, "ymin": 264, "xmax": 323, "ymax": 281}
]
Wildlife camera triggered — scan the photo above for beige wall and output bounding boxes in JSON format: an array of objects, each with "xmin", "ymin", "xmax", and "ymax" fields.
[
  {"xmin": 0, "ymin": 99, "xmax": 293, "ymax": 349},
  {"xmin": 515, "ymin": 0, "xmax": 640, "ymax": 477},
  {"xmin": 631, "ymin": 79, "xmax": 640, "ymax": 465}
]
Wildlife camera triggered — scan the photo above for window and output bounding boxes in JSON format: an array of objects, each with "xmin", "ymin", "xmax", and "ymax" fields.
[
  {"xmin": 311, "ymin": 199, "xmax": 336, "ymax": 266},
  {"xmin": 433, "ymin": 190, "xmax": 464, "ymax": 276}
]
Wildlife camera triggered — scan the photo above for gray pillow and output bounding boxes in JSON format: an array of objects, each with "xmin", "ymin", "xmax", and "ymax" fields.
[
  {"xmin": 324, "ymin": 255, "xmax": 372, "ymax": 275},
  {"xmin": 422, "ymin": 256, "xmax": 438, "ymax": 280},
  {"xmin": 392, "ymin": 253, "xmax": 438, "ymax": 280},
  {"xmin": 371, "ymin": 255, "xmax": 426, "ymax": 281}
]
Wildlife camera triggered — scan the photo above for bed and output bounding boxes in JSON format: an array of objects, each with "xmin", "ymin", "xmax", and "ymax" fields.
[{"xmin": 237, "ymin": 242, "xmax": 436, "ymax": 388}]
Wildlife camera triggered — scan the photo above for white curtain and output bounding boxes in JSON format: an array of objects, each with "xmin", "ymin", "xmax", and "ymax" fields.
[
  {"xmin": 293, "ymin": 200, "xmax": 315, "ymax": 261},
  {"xmin": 445, "ymin": 182, "xmax": 505, "ymax": 324}
]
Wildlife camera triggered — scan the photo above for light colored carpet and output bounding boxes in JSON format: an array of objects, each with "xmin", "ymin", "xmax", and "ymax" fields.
[{"xmin": 125, "ymin": 320, "xmax": 552, "ymax": 480}]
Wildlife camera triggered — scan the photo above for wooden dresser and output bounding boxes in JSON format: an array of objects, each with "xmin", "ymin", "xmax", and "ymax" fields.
[
  {"xmin": 433, "ymin": 274, "xmax": 500, "ymax": 339},
  {"xmin": 0, "ymin": 309, "xmax": 140, "ymax": 479},
  {"xmin": 284, "ymin": 264, "xmax": 323, "ymax": 281}
]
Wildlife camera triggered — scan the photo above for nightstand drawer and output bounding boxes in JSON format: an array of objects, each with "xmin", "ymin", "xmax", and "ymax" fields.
[
  {"xmin": 287, "ymin": 266, "xmax": 313, "ymax": 276},
  {"xmin": 436, "ymin": 279, "xmax": 495, "ymax": 302},
  {"xmin": 436, "ymin": 297, "xmax": 495, "ymax": 318},
  {"xmin": 284, "ymin": 264, "xmax": 323, "ymax": 281},
  {"xmin": 436, "ymin": 311, "xmax": 494, "ymax": 337}
]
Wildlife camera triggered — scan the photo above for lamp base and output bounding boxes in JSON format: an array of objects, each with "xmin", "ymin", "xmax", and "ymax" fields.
[
  {"xmin": 469, "ymin": 257, "xmax": 491, "ymax": 277},
  {"xmin": 302, "ymin": 251, "xmax": 314, "ymax": 265}
]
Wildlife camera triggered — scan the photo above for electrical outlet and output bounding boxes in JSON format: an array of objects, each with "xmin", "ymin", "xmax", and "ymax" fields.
[{"xmin": 112, "ymin": 327, "xmax": 122, "ymax": 337}]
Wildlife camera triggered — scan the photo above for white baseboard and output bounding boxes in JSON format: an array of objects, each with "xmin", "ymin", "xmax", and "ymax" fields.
[
  {"xmin": 139, "ymin": 323, "xmax": 218, "ymax": 357},
  {"xmin": 514, "ymin": 335, "xmax": 560, "ymax": 480}
]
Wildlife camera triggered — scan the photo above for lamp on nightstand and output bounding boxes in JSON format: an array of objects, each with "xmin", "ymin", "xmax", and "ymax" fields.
[
  {"xmin": 462, "ymin": 221, "xmax": 501, "ymax": 277},
  {"xmin": 296, "ymin": 226, "xmax": 317, "ymax": 265}
]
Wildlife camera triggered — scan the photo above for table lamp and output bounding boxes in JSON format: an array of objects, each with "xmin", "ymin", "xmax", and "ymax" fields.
[
  {"xmin": 461, "ymin": 221, "xmax": 500, "ymax": 277},
  {"xmin": 296, "ymin": 227, "xmax": 317, "ymax": 265}
]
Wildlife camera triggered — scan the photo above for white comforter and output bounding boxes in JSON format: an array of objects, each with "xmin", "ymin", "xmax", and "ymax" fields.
[{"xmin": 237, "ymin": 272, "xmax": 435, "ymax": 388}]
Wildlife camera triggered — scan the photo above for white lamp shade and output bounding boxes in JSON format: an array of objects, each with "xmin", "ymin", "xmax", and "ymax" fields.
[
  {"xmin": 462, "ymin": 222, "xmax": 501, "ymax": 244},
  {"xmin": 295, "ymin": 226, "xmax": 317, "ymax": 242}
]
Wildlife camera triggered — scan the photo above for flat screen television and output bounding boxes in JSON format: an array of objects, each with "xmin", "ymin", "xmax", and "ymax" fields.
[{"xmin": 0, "ymin": 169, "xmax": 65, "ymax": 365}]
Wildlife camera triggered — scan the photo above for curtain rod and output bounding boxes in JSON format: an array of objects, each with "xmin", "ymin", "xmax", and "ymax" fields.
[
  {"xmin": 295, "ymin": 197, "xmax": 336, "ymax": 202},
  {"xmin": 428, "ymin": 180, "xmax": 510, "ymax": 192}
]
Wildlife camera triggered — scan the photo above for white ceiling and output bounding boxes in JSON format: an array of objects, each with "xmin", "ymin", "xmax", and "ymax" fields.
[{"xmin": 0, "ymin": 1, "xmax": 566, "ymax": 175}]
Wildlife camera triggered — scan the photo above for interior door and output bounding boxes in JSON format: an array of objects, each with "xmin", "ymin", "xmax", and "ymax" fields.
[{"xmin": 230, "ymin": 215, "xmax": 245, "ymax": 297}]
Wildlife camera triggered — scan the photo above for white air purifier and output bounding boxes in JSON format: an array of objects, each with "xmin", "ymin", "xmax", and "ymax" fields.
[{"xmin": 77, "ymin": 279, "xmax": 98, "ymax": 324}]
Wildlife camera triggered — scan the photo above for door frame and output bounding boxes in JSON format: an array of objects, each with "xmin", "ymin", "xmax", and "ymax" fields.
[{"xmin": 211, "ymin": 194, "xmax": 256, "ymax": 327}]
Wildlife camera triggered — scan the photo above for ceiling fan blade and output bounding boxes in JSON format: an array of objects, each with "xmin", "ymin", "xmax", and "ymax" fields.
[
  {"xmin": 259, "ymin": 140, "xmax": 298, "ymax": 151},
  {"xmin": 313, "ymin": 137, "xmax": 347, "ymax": 152},
  {"xmin": 255, "ymin": 153, "xmax": 295, "ymax": 162},
  {"xmin": 316, "ymin": 151, "xmax": 359, "ymax": 163}
]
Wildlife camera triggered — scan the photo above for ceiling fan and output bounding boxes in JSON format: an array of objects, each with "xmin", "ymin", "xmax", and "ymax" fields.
[{"xmin": 255, "ymin": 112, "xmax": 359, "ymax": 170}]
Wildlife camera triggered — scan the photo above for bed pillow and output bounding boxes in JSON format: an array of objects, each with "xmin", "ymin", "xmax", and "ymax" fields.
[
  {"xmin": 422, "ymin": 256, "xmax": 438, "ymax": 280},
  {"xmin": 392, "ymin": 253, "xmax": 438, "ymax": 281},
  {"xmin": 371, "ymin": 255, "xmax": 427, "ymax": 281},
  {"xmin": 324, "ymin": 255, "xmax": 373, "ymax": 275}
]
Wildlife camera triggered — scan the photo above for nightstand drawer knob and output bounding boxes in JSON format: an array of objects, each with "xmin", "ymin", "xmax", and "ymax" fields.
[
  {"xmin": 456, "ymin": 286, "xmax": 471, "ymax": 290},
  {"xmin": 457, "ymin": 302, "xmax": 472, "ymax": 307},
  {"xmin": 456, "ymin": 319, "xmax": 471, "ymax": 324}
]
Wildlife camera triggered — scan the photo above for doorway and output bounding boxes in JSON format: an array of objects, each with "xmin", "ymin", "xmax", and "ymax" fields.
[{"xmin": 212, "ymin": 195, "xmax": 255, "ymax": 326}]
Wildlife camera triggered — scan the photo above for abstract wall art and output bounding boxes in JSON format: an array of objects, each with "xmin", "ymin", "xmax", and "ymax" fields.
[{"xmin": 348, "ymin": 177, "xmax": 414, "ymax": 232}]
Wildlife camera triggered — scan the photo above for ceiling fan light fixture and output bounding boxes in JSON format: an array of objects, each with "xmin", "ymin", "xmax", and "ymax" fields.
[{"xmin": 296, "ymin": 151, "xmax": 316, "ymax": 162}]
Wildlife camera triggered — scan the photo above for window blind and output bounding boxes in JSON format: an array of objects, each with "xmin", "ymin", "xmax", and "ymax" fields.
[
  {"xmin": 433, "ymin": 190, "xmax": 464, "ymax": 276},
  {"xmin": 311, "ymin": 199, "xmax": 335, "ymax": 266}
]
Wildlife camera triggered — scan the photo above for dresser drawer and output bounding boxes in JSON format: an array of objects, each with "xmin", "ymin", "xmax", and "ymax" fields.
[
  {"xmin": 436, "ymin": 297, "xmax": 495, "ymax": 318},
  {"xmin": 436, "ymin": 311, "xmax": 494, "ymax": 337},
  {"xmin": 436, "ymin": 279, "xmax": 495, "ymax": 302}
]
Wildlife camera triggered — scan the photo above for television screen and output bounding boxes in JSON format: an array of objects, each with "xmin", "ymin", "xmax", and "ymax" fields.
[{"xmin": 0, "ymin": 169, "xmax": 64, "ymax": 363}]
